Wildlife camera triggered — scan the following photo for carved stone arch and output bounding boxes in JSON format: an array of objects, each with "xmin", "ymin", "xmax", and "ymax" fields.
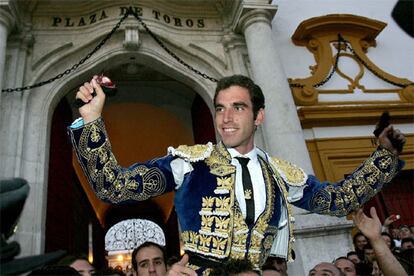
[{"xmin": 27, "ymin": 30, "xmax": 221, "ymax": 115}]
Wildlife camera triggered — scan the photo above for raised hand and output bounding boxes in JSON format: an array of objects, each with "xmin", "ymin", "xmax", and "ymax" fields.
[
  {"xmin": 353, "ymin": 207, "xmax": 409, "ymax": 276},
  {"xmin": 383, "ymin": 213, "xmax": 400, "ymax": 227},
  {"xmin": 75, "ymin": 76, "xmax": 106, "ymax": 123},
  {"xmin": 352, "ymin": 207, "xmax": 382, "ymax": 242},
  {"xmin": 166, "ymin": 254, "xmax": 197, "ymax": 276},
  {"xmin": 379, "ymin": 125, "xmax": 406, "ymax": 155}
]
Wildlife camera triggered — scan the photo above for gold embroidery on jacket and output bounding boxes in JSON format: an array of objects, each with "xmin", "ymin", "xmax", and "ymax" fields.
[
  {"xmin": 76, "ymin": 119, "xmax": 166, "ymax": 203},
  {"xmin": 182, "ymin": 143, "xmax": 236, "ymax": 259},
  {"xmin": 168, "ymin": 143, "xmax": 213, "ymax": 162},
  {"xmin": 269, "ymin": 159, "xmax": 295, "ymax": 262},
  {"xmin": 310, "ymin": 148, "xmax": 399, "ymax": 217},
  {"xmin": 271, "ymin": 157, "xmax": 307, "ymax": 186},
  {"xmin": 248, "ymin": 158, "xmax": 276, "ymax": 268}
]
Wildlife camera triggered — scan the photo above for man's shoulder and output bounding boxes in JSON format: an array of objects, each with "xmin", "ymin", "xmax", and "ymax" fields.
[
  {"xmin": 168, "ymin": 142, "xmax": 214, "ymax": 162},
  {"xmin": 268, "ymin": 156, "xmax": 308, "ymax": 187}
]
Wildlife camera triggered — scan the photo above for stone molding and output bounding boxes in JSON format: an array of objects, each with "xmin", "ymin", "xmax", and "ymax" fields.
[
  {"xmin": 0, "ymin": 6, "xmax": 15, "ymax": 33},
  {"xmin": 234, "ymin": 4, "xmax": 277, "ymax": 34}
]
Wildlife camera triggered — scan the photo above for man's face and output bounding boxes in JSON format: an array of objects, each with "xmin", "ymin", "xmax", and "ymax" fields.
[
  {"xmin": 399, "ymin": 226, "xmax": 413, "ymax": 239},
  {"xmin": 263, "ymin": 270, "xmax": 282, "ymax": 276},
  {"xmin": 271, "ymin": 257, "xmax": 287, "ymax": 274},
  {"xmin": 232, "ymin": 272, "xmax": 259, "ymax": 276},
  {"xmin": 215, "ymin": 85, "xmax": 264, "ymax": 154},
  {"xmin": 402, "ymin": 240, "xmax": 414, "ymax": 250},
  {"xmin": 134, "ymin": 245, "xmax": 166, "ymax": 276},
  {"xmin": 355, "ymin": 235, "xmax": 367, "ymax": 250},
  {"xmin": 334, "ymin": 259, "xmax": 356, "ymax": 276},
  {"xmin": 347, "ymin": 254, "xmax": 360, "ymax": 264},
  {"xmin": 308, "ymin": 262, "xmax": 341, "ymax": 276},
  {"xmin": 381, "ymin": 235, "xmax": 392, "ymax": 248},
  {"xmin": 372, "ymin": 261, "xmax": 381, "ymax": 276},
  {"xmin": 364, "ymin": 248, "xmax": 375, "ymax": 263},
  {"xmin": 70, "ymin": 259, "xmax": 95, "ymax": 276},
  {"xmin": 391, "ymin": 228, "xmax": 400, "ymax": 239}
]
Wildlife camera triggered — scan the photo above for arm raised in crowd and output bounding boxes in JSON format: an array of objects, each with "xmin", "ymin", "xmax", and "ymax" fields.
[{"xmin": 353, "ymin": 207, "xmax": 408, "ymax": 276}]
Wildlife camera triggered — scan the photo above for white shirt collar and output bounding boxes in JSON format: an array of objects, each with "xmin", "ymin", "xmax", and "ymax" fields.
[{"xmin": 227, "ymin": 147, "xmax": 258, "ymax": 163}]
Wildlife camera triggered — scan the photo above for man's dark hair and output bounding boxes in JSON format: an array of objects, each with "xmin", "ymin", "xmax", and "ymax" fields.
[
  {"xmin": 363, "ymin": 242, "xmax": 373, "ymax": 251},
  {"xmin": 355, "ymin": 262, "xmax": 373, "ymax": 275},
  {"xmin": 333, "ymin": 256, "xmax": 356, "ymax": 270},
  {"xmin": 346, "ymin": 251, "xmax": 358, "ymax": 258},
  {"xmin": 401, "ymin": 237, "xmax": 414, "ymax": 247},
  {"xmin": 399, "ymin": 224, "xmax": 410, "ymax": 230},
  {"xmin": 214, "ymin": 75, "xmax": 265, "ymax": 119},
  {"xmin": 57, "ymin": 254, "xmax": 90, "ymax": 266},
  {"xmin": 92, "ymin": 267, "xmax": 125, "ymax": 276},
  {"xmin": 209, "ymin": 258, "xmax": 259, "ymax": 275},
  {"xmin": 352, "ymin": 232, "xmax": 366, "ymax": 243},
  {"xmin": 131, "ymin": 242, "xmax": 166, "ymax": 272},
  {"xmin": 262, "ymin": 256, "xmax": 286, "ymax": 269},
  {"xmin": 166, "ymin": 255, "xmax": 180, "ymax": 267},
  {"xmin": 334, "ymin": 256, "xmax": 352, "ymax": 262},
  {"xmin": 28, "ymin": 265, "xmax": 80, "ymax": 275}
]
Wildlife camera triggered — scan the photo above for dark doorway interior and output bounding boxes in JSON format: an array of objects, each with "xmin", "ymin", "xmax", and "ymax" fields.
[
  {"xmin": 364, "ymin": 169, "xmax": 414, "ymax": 227},
  {"xmin": 45, "ymin": 98, "xmax": 106, "ymax": 269},
  {"xmin": 46, "ymin": 75, "xmax": 216, "ymax": 269}
]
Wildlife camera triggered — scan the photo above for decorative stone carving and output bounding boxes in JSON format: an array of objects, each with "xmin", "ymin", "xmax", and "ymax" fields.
[
  {"xmin": 123, "ymin": 19, "xmax": 140, "ymax": 51},
  {"xmin": 289, "ymin": 14, "xmax": 414, "ymax": 105}
]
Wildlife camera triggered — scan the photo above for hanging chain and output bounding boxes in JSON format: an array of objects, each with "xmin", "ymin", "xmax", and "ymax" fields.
[
  {"xmin": 313, "ymin": 34, "xmax": 342, "ymax": 88},
  {"xmin": 130, "ymin": 11, "xmax": 218, "ymax": 82},
  {"xmin": 5, "ymin": 9, "xmax": 409, "ymax": 93},
  {"xmin": 340, "ymin": 34, "xmax": 413, "ymax": 88},
  {"xmin": 289, "ymin": 34, "xmax": 343, "ymax": 88},
  {"xmin": 2, "ymin": 8, "xmax": 217, "ymax": 93},
  {"xmin": 2, "ymin": 11, "xmax": 130, "ymax": 93}
]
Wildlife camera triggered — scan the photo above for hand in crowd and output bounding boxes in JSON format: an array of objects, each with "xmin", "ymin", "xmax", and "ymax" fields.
[
  {"xmin": 352, "ymin": 207, "xmax": 409, "ymax": 276},
  {"xmin": 165, "ymin": 254, "xmax": 197, "ymax": 276},
  {"xmin": 383, "ymin": 213, "xmax": 400, "ymax": 228},
  {"xmin": 353, "ymin": 207, "xmax": 382, "ymax": 242}
]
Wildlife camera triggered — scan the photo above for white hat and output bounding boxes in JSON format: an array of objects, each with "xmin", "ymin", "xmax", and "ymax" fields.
[{"xmin": 105, "ymin": 219, "xmax": 166, "ymax": 254}]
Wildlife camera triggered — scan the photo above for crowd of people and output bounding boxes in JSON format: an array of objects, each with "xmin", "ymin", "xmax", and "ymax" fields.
[
  {"xmin": 17, "ymin": 207, "xmax": 414, "ymax": 276},
  {"xmin": 2, "ymin": 171, "xmax": 412, "ymax": 275}
]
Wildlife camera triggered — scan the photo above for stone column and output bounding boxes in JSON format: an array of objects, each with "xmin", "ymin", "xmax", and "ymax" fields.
[
  {"xmin": 237, "ymin": 8, "xmax": 313, "ymax": 173},
  {"xmin": 0, "ymin": 7, "xmax": 14, "ymax": 104},
  {"xmin": 236, "ymin": 6, "xmax": 353, "ymax": 275}
]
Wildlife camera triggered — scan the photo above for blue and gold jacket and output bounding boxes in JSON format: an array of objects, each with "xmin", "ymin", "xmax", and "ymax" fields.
[{"xmin": 68, "ymin": 118, "xmax": 403, "ymax": 272}]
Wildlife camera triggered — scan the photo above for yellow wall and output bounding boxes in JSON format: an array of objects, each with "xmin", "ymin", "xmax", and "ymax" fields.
[{"xmin": 306, "ymin": 134, "xmax": 414, "ymax": 182}]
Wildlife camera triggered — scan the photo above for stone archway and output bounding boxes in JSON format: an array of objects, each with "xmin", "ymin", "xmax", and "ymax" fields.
[{"xmin": 17, "ymin": 37, "xmax": 219, "ymax": 256}]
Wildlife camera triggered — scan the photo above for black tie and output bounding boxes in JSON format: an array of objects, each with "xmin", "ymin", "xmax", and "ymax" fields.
[{"xmin": 235, "ymin": 157, "xmax": 255, "ymax": 226}]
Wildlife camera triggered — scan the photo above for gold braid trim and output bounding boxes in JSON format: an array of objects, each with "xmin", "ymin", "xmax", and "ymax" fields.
[
  {"xmin": 271, "ymin": 157, "xmax": 307, "ymax": 186},
  {"xmin": 310, "ymin": 148, "xmax": 400, "ymax": 217},
  {"xmin": 74, "ymin": 118, "xmax": 166, "ymax": 203},
  {"xmin": 168, "ymin": 143, "xmax": 213, "ymax": 162},
  {"xmin": 181, "ymin": 143, "xmax": 236, "ymax": 260}
]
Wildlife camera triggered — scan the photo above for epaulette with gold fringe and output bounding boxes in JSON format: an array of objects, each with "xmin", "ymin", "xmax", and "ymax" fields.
[
  {"xmin": 168, "ymin": 142, "xmax": 214, "ymax": 162},
  {"xmin": 270, "ymin": 157, "xmax": 307, "ymax": 187}
]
